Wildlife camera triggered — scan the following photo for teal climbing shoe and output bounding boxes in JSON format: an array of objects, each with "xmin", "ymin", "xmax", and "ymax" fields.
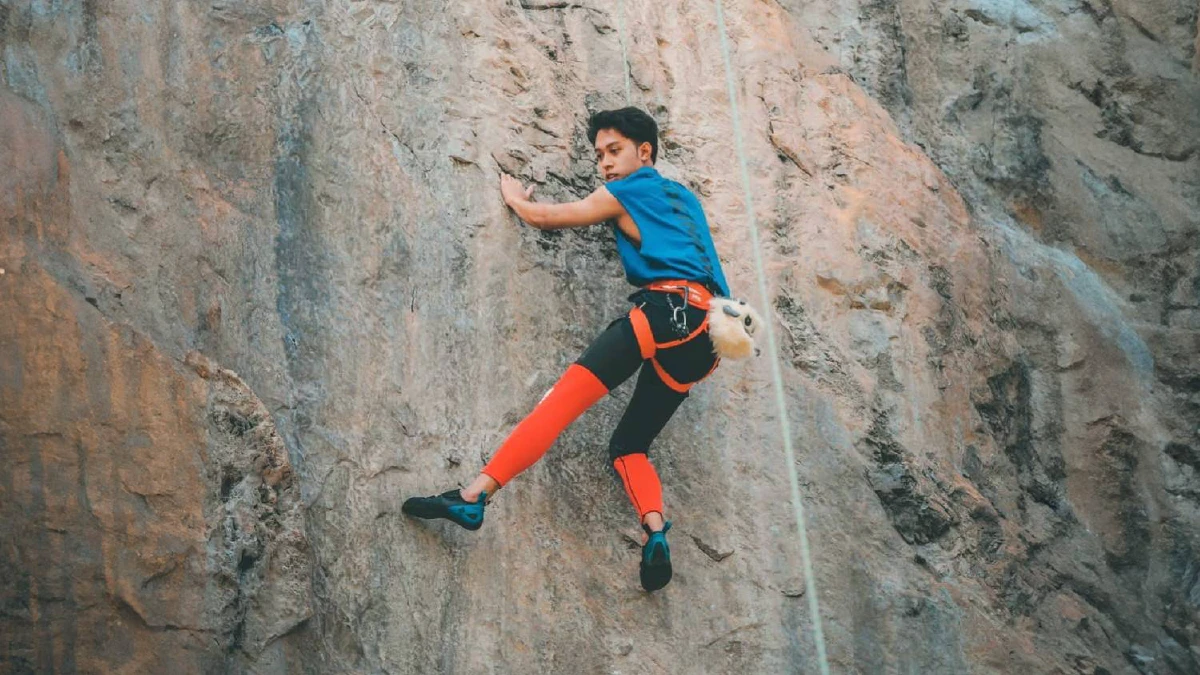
[
  {"xmin": 640, "ymin": 521, "xmax": 673, "ymax": 591},
  {"xmin": 402, "ymin": 489, "xmax": 487, "ymax": 531}
]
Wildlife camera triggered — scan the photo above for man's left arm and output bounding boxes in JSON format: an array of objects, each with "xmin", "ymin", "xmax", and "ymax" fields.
[{"xmin": 500, "ymin": 173, "xmax": 624, "ymax": 230}]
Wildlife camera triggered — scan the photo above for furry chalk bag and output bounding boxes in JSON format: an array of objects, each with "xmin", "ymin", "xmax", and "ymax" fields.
[{"xmin": 707, "ymin": 297, "xmax": 762, "ymax": 359}]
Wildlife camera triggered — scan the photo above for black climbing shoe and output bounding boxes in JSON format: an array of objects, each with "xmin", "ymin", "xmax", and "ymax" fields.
[
  {"xmin": 402, "ymin": 489, "xmax": 487, "ymax": 531},
  {"xmin": 640, "ymin": 521, "xmax": 673, "ymax": 592}
]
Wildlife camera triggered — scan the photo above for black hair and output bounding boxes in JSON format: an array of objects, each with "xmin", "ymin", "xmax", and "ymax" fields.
[{"xmin": 587, "ymin": 107, "xmax": 659, "ymax": 163}]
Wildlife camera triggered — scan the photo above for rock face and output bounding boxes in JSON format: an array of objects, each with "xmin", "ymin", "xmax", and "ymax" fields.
[
  {"xmin": 0, "ymin": 263, "xmax": 312, "ymax": 672},
  {"xmin": 1, "ymin": 1, "xmax": 1197, "ymax": 673}
]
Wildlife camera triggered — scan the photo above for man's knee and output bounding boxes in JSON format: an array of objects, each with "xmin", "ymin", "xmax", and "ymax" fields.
[{"xmin": 608, "ymin": 442, "xmax": 642, "ymax": 464}]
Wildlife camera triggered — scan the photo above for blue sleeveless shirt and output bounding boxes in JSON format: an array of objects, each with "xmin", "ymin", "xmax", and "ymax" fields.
[{"xmin": 605, "ymin": 167, "xmax": 730, "ymax": 297}]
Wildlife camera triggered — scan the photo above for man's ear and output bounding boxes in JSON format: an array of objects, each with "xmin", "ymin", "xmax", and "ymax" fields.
[{"xmin": 639, "ymin": 141, "xmax": 653, "ymax": 163}]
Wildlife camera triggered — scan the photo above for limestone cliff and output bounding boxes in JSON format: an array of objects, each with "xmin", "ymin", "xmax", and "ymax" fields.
[{"xmin": 2, "ymin": 1, "xmax": 1198, "ymax": 673}]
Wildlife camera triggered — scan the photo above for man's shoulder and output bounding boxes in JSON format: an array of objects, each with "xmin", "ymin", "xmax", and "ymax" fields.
[
  {"xmin": 664, "ymin": 178, "xmax": 705, "ymax": 205},
  {"xmin": 620, "ymin": 169, "xmax": 703, "ymax": 203}
]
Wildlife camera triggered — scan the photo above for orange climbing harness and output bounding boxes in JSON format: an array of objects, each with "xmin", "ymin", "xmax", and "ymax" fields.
[{"xmin": 628, "ymin": 280, "xmax": 720, "ymax": 393}]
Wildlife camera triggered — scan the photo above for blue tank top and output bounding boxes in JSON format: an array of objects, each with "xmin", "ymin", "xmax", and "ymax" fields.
[{"xmin": 605, "ymin": 167, "xmax": 731, "ymax": 297}]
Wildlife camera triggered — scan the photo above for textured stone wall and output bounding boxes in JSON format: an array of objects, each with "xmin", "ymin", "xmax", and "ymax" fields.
[{"xmin": 2, "ymin": 1, "xmax": 1198, "ymax": 673}]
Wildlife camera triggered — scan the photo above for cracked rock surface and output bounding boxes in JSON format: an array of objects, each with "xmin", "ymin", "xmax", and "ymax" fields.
[{"xmin": 2, "ymin": 1, "xmax": 1198, "ymax": 673}]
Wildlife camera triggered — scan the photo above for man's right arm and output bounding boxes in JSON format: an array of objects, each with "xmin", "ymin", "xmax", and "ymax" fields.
[{"xmin": 505, "ymin": 183, "xmax": 625, "ymax": 231}]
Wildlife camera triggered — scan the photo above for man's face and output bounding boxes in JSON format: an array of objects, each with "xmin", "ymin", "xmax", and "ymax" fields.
[{"xmin": 594, "ymin": 128, "xmax": 651, "ymax": 182}]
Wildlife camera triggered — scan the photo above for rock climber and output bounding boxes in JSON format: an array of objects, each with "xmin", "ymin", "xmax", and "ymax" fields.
[{"xmin": 402, "ymin": 106, "xmax": 739, "ymax": 592}]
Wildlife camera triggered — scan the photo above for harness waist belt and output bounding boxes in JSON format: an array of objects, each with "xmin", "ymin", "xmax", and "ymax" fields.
[{"xmin": 643, "ymin": 279, "xmax": 714, "ymax": 310}]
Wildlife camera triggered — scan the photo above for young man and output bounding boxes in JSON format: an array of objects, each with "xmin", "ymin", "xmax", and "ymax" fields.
[{"xmin": 402, "ymin": 107, "xmax": 730, "ymax": 592}]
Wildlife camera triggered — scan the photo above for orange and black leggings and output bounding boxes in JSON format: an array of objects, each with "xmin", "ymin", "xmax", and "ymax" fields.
[{"xmin": 481, "ymin": 289, "xmax": 718, "ymax": 522}]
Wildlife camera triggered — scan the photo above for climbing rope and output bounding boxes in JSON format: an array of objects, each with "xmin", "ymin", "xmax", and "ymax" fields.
[{"xmin": 711, "ymin": 2, "xmax": 832, "ymax": 673}]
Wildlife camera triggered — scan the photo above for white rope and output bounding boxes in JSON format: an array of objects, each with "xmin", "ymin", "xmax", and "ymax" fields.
[
  {"xmin": 711, "ymin": 2, "xmax": 832, "ymax": 673},
  {"xmin": 615, "ymin": 0, "xmax": 633, "ymax": 105}
]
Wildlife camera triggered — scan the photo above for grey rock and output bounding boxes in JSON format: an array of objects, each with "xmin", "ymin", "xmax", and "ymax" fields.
[{"xmin": 3, "ymin": 1, "xmax": 1199, "ymax": 673}]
